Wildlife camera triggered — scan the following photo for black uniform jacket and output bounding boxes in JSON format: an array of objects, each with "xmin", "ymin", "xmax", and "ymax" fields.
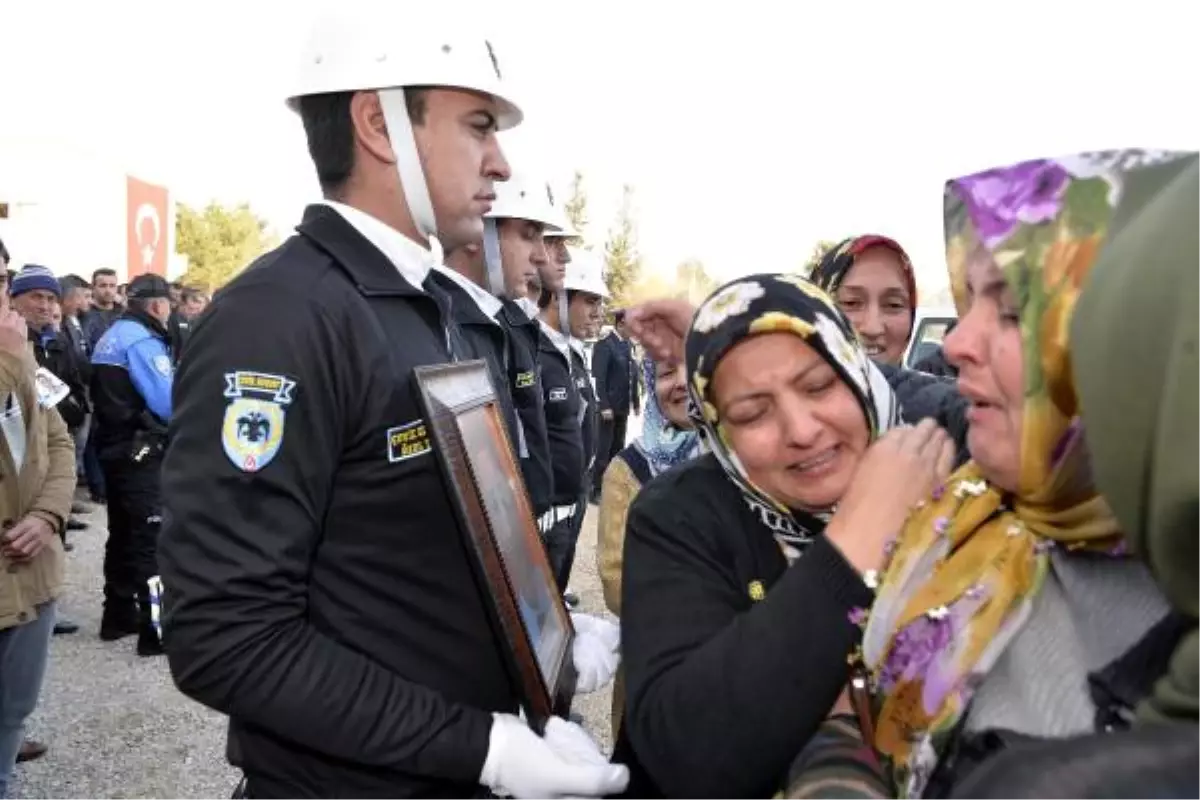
[
  {"xmin": 499, "ymin": 301, "xmax": 553, "ymax": 517},
  {"xmin": 538, "ymin": 327, "xmax": 586, "ymax": 506},
  {"xmin": 427, "ymin": 269, "xmax": 521, "ymax": 464},
  {"xmin": 158, "ymin": 205, "xmax": 517, "ymax": 799}
]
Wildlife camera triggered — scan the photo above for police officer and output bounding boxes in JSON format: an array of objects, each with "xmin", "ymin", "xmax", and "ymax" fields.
[
  {"xmin": 90, "ymin": 273, "xmax": 174, "ymax": 655},
  {"xmin": 443, "ymin": 170, "xmax": 563, "ymax": 523},
  {"xmin": 537, "ymin": 251, "xmax": 605, "ymax": 596},
  {"xmin": 157, "ymin": 11, "xmax": 626, "ymax": 799}
]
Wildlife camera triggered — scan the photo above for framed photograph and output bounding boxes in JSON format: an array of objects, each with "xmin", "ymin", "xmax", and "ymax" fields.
[{"xmin": 413, "ymin": 360, "xmax": 577, "ymax": 733}]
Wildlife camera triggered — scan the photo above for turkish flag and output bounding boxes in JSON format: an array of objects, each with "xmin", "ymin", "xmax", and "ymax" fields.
[{"xmin": 126, "ymin": 176, "xmax": 169, "ymax": 278}]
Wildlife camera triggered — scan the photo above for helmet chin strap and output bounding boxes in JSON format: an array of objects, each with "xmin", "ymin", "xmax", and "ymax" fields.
[
  {"xmin": 481, "ymin": 218, "xmax": 507, "ymax": 298},
  {"xmin": 557, "ymin": 285, "xmax": 571, "ymax": 338},
  {"xmin": 377, "ymin": 87, "xmax": 443, "ymax": 267}
]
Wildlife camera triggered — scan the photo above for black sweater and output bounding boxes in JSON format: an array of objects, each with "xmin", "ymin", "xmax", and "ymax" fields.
[{"xmin": 621, "ymin": 454, "xmax": 874, "ymax": 798}]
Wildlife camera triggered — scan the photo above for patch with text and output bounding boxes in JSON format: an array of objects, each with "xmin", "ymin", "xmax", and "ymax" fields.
[
  {"xmin": 221, "ymin": 371, "xmax": 296, "ymax": 473},
  {"xmin": 387, "ymin": 419, "xmax": 432, "ymax": 463}
]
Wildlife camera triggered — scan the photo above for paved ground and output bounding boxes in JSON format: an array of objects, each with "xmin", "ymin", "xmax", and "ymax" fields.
[{"xmin": 12, "ymin": 498, "xmax": 616, "ymax": 798}]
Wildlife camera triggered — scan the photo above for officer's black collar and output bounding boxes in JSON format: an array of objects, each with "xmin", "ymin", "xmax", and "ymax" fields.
[
  {"xmin": 428, "ymin": 272, "xmax": 499, "ymax": 328},
  {"xmin": 499, "ymin": 299, "xmax": 537, "ymax": 330},
  {"xmin": 296, "ymin": 204, "xmax": 427, "ymax": 298}
]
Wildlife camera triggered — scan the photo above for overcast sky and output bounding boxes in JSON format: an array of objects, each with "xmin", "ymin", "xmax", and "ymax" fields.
[{"xmin": 2, "ymin": 0, "xmax": 1197, "ymax": 296}]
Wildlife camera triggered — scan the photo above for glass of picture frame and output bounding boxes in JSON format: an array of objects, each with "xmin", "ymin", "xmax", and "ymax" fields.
[{"xmin": 413, "ymin": 360, "xmax": 577, "ymax": 733}]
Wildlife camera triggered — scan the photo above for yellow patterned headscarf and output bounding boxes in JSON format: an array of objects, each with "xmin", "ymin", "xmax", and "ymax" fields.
[{"xmin": 858, "ymin": 150, "xmax": 1194, "ymax": 797}]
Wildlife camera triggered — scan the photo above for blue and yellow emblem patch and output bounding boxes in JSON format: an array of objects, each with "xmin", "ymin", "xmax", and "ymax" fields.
[{"xmin": 221, "ymin": 371, "xmax": 296, "ymax": 473}]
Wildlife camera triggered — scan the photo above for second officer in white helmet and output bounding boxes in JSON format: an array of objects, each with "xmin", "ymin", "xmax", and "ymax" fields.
[
  {"xmin": 158, "ymin": 8, "xmax": 628, "ymax": 799},
  {"xmin": 537, "ymin": 250, "xmax": 605, "ymax": 599},
  {"xmin": 442, "ymin": 170, "xmax": 562, "ymax": 524}
]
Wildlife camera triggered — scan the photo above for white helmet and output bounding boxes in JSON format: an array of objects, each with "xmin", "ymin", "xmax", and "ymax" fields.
[
  {"xmin": 286, "ymin": 7, "xmax": 523, "ymax": 264},
  {"xmin": 481, "ymin": 172, "xmax": 563, "ymax": 297},
  {"xmin": 562, "ymin": 248, "xmax": 609, "ymax": 299},
  {"xmin": 540, "ymin": 180, "xmax": 581, "ymax": 239},
  {"xmin": 485, "ymin": 173, "xmax": 564, "ymax": 231}
]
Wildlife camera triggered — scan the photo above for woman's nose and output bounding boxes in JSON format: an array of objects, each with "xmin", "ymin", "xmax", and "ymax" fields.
[{"xmin": 858, "ymin": 305, "xmax": 885, "ymax": 337}]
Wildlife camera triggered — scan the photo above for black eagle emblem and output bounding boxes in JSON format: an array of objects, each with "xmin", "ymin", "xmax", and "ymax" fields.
[{"xmin": 237, "ymin": 411, "xmax": 271, "ymax": 444}]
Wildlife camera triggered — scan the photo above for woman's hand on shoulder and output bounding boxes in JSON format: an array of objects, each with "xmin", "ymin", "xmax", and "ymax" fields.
[{"xmin": 825, "ymin": 419, "xmax": 955, "ymax": 575}]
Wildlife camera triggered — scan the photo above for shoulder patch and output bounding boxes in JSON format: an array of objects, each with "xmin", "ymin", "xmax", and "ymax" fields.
[
  {"xmin": 153, "ymin": 354, "xmax": 173, "ymax": 377},
  {"xmin": 514, "ymin": 370, "xmax": 536, "ymax": 390},
  {"xmin": 221, "ymin": 371, "xmax": 296, "ymax": 473},
  {"xmin": 387, "ymin": 419, "xmax": 432, "ymax": 463}
]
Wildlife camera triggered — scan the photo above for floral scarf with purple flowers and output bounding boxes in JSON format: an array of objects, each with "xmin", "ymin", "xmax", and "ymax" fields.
[{"xmin": 858, "ymin": 150, "xmax": 1190, "ymax": 797}]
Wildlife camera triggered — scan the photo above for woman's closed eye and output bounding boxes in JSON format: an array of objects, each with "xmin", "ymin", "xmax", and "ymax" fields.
[
  {"xmin": 804, "ymin": 376, "xmax": 837, "ymax": 397},
  {"xmin": 724, "ymin": 398, "xmax": 770, "ymax": 427}
]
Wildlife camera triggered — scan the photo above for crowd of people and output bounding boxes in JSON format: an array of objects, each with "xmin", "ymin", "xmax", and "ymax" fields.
[
  {"xmin": 0, "ymin": 249, "xmax": 209, "ymax": 790},
  {"xmin": 0, "ymin": 8, "xmax": 1195, "ymax": 799}
]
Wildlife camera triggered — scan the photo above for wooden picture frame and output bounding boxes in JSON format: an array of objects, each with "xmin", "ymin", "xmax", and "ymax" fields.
[{"xmin": 413, "ymin": 361, "xmax": 577, "ymax": 733}]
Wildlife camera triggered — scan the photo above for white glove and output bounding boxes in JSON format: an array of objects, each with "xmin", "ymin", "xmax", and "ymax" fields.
[
  {"xmin": 571, "ymin": 613, "xmax": 621, "ymax": 651},
  {"xmin": 479, "ymin": 713, "xmax": 630, "ymax": 798},
  {"xmin": 571, "ymin": 614, "xmax": 620, "ymax": 694}
]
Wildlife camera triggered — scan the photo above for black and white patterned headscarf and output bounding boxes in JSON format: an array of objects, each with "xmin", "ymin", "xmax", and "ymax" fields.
[{"xmin": 684, "ymin": 273, "xmax": 900, "ymax": 559}]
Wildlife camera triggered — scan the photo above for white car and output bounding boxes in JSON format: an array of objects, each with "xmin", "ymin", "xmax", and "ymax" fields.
[{"xmin": 904, "ymin": 306, "xmax": 958, "ymax": 370}]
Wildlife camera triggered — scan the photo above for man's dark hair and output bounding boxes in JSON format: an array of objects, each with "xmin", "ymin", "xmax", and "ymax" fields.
[
  {"xmin": 613, "ymin": 309, "xmax": 626, "ymax": 326},
  {"xmin": 92, "ymin": 267, "xmax": 117, "ymax": 284},
  {"xmin": 298, "ymin": 88, "xmax": 429, "ymax": 198},
  {"xmin": 181, "ymin": 286, "xmax": 207, "ymax": 304},
  {"xmin": 61, "ymin": 274, "xmax": 90, "ymax": 292},
  {"xmin": 170, "ymin": 281, "xmax": 183, "ymax": 291},
  {"xmin": 0, "ymin": 236, "xmax": 9, "ymax": 266}
]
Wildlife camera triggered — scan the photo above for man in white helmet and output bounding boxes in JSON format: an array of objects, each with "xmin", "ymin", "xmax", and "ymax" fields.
[
  {"xmin": 536, "ymin": 250, "xmax": 604, "ymax": 597},
  {"xmin": 157, "ymin": 10, "xmax": 627, "ymax": 799},
  {"xmin": 441, "ymin": 171, "xmax": 562, "ymax": 522}
]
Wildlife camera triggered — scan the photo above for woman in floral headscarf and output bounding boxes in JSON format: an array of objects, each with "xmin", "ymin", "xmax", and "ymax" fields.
[
  {"xmin": 856, "ymin": 151, "xmax": 1195, "ymax": 797},
  {"xmin": 811, "ymin": 235, "xmax": 918, "ymax": 366},
  {"xmin": 946, "ymin": 149, "xmax": 1199, "ymax": 800},
  {"xmin": 619, "ymin": 274, "xmax": 957, "ymax": 798}
]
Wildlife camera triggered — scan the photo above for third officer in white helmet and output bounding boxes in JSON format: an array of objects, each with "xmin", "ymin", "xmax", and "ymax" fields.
[
  {"xmin": 536, "ymin": 249, "xmax": 605, "ymax": 600},
  {"xmin": 158, "ymin": 8, "xmax": 628, "ymax": 799}
]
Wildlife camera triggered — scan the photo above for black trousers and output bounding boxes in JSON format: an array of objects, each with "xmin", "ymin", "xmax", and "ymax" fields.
[
  {"xmin": 544, "ymin": 514, "xmax": 576, "ymax": 593},
  {"xmin": 592, "ymin": 413, "xmax": 629, "ymax": 494},
  {"xmin": 101, "ymin": 455, "xmax": 164, "ymax": 607}
]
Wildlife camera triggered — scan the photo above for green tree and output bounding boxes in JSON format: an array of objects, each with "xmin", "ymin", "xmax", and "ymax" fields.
[
  {"xmin": 673, "ymin": 258, "xmax": 719, "ymax": 304},
  {"xmin": 563, "ymin": 170, "xmax": 588, "ymax": 245},
  {"xmin": 175, "ymin": 201, "xmax": 276, "ymax": 292},
  {"xmin": 802, "ymin": 238, "xmax": 841, "ymax": 277},
  {"xmin": 602, "ymin": 185, "xmax": 643, "ymax": 309}
]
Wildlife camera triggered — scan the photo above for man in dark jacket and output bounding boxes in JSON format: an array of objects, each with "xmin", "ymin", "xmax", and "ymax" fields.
[
  {"xmin": 10, "ymin": 267, "xmax": 90, "ymax": 433},
  {"xmin": 442, "ymin": 170, "xmax": 565, "ymax": 523},
  {"xmin": 156, "ymin": 14, "xmax": 625, "ymax": 800},
  {"xmin": 589, "ymin": 310, "xmax": 639, "ymax": 502},
  {"xmin": 81, "ymin": 268, "xmax": 124, "ymax": 349},
  {"xmin": 10, "ymin": 267, "xmax": 92, "ymax": 579}
]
